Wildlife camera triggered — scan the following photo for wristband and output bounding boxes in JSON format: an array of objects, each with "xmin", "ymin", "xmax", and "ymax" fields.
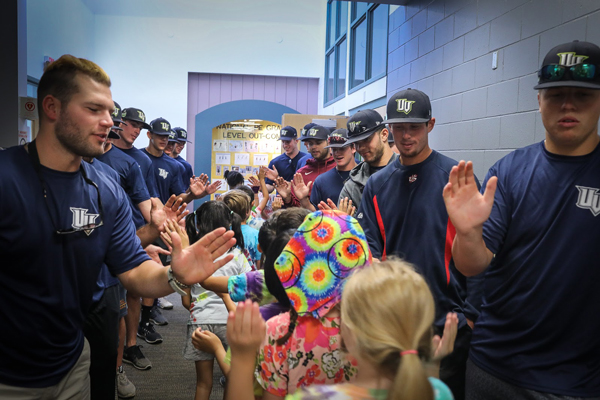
[{"xmin": 168, "ymin": 267, "xmax": 191, "ymax": 296}]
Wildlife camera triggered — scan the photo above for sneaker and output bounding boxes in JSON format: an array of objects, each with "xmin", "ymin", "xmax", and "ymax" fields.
[
  {"xmin": 123, "ymin": 345, "xmax": 152, "ymax": 370},
  {"xmin": 157, "ymin": 297, "xmax": 173, "ymax": 310},
  {"xmin": 117, "ymin": 367, "xmax": 136, "ymax": 398},
  {"xmin": 149, "ymin": 305, "xmax": 168, "ymax": 326},
  {"xmin": 137, "ymin": 322, "xmax": 163, "ymax": 344}
]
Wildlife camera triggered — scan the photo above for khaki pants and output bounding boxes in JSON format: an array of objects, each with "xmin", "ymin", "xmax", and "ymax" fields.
[{"xmin": 0, "ymin": 339, "xmax": 91, "ymax": 400}]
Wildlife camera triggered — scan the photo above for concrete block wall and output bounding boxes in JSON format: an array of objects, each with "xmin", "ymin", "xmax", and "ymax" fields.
[{"xmin": 387, "ymin": 0, "xmax": 600, "ymax": 180}]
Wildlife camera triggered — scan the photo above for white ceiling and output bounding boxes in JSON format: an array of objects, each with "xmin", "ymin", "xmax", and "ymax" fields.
[{"xmin": 80, "ymin": 0, "xmax": 325, "ymax": 24}]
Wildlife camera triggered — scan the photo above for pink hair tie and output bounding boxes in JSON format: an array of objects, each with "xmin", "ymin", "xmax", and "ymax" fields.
[{"xmin": 400, "ymin": 349, "xmax": 418, "ymax": 356}]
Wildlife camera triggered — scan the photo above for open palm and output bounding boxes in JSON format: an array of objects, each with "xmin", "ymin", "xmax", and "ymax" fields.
[
  {"xmin": 169, "ymin": 227, "xmax": 236, "ymax": 285},
  {"xmin": 443, "ymin": 161, "xmax": 497, "ymax": 235}
]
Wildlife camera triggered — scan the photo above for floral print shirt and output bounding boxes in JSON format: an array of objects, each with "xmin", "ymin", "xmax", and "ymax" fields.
[{"xmin": 255, "ymin": 311, "xmax": 358, "ymax": 396}]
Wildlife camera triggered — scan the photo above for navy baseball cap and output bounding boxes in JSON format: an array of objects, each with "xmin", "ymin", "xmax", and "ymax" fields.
[
  {"xmin": 108, "ymin": 125, "xmax": 122, "ymax": 140},
  {"xmin": 534, "ymin": 40, "xmax": 600, "ymax": 90},
  {"xmin": 300, "ymin": 123, "xmax": 317, "ymax": 140},
  {"xmin": 299, "ymin": 125, "xmax": 329, "ymax": 141},
  {"xmin": 325, "ymin": 128, "xmax": 350, "ymax": 148},
  {"xmin": 383, "ymin": 88, "xmax": 432, "ymax": 124},
  {"xmin": 173, "ymin": 127, "xmax": 192, "ymax": 143},
  {"xmin": 112, "ymin": 101, "xmax": 126, "ymax": 126},
  {"xmin": 168, "ymin": 130, "xmax": 178, "ymax": 142},
  {"xmin": 148, "ymin": 117, "xmax": 172, "ymax": 136},
  {"xmin": 279, "ymin": 126, "xmax": 297, "ymax": 141},
  {"xmin": 121, "ymin": 107, "xmax": 151, "ymax": 130},
  {"xmin": 345, "ymin": 110, "xmax": 384, "ymax": 145}
]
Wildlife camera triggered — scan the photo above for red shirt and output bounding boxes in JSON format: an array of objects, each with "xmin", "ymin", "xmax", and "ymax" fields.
[{"xmin": 286, "ymin": 156, "xmax": 336, "ymax": 207}]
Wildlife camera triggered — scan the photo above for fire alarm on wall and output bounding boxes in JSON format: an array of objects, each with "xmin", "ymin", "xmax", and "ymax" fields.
[{"xmin": 43, "ymin": 56, "xmax": 55, "ymax": 71}]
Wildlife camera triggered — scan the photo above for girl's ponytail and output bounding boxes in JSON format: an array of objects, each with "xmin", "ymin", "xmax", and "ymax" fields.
[{"xmin": 390, "ymin": 349, "xmax": 433, "ymax": 400}]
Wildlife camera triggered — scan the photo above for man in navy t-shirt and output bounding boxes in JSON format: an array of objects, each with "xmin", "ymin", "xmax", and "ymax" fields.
[
  {"xmin": 295, "ymin": 128, "xmax": 357, "ymax": 211},
  {"xmin": 171, "ymin": 127, "xmax": 194, "ymax": 183},
  {"xmin": 262, "ymin": 126, "xmax": 309, "ymax": 192},
  {"xmin": 0, "ymin": 55, "xmax": 236, "ymax": 398},
  {"xmin": 112, "ymin": 107, "xmax": 159, "ymax": 199},
  {"xmin": 357, "ymin": 89, "xmax": 482, "ymax": 400},
  {"xmin": 444, "ymin": 41, "xmax": 600, "ymax": 398},
  {"xmin": 143, "ymin": 117, "xmax": 209, "ymax": 205}
]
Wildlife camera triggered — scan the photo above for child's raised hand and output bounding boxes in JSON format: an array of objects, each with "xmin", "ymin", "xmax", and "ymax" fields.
[
  {"xmin": 247, "ymin": 176, "xmax": 260, "ymax": 188},
  {"xmin": 227, "ymin": 300, "xmax": 266, "ymax": 360},
  {"xmin": 160, "ymin": 219, "xmax": 189, "ymax": 250},
  {"xmin": 192, "ymin": 328, "xmax": 224, "ymax": 355},
  {"xmin": 272, "ymin": 195, "xmax": 283, "ymax": 211},
  {"xmin": 432, "ymin": 312, "xmax": 459, "ymax": 360},
  {"xmin": 337, "ymin": 197, "xmax": 355, "ymax": 216}
]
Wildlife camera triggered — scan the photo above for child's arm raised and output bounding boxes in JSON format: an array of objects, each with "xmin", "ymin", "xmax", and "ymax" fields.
[{"xmin": 225, "ymin": 300, "xmax": 266, "ymax": 400}]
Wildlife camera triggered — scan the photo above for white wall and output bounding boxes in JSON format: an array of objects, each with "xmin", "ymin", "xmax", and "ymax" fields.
[
  {"xmin": 27, "ymin": 0, "xmax": 96, "ymax": 79},
  {"xmin": 94, "ymin": 14, "xmax": 326, "ymax": 150},
  {"xmin": 26, "ymin": 0, "xmax": 327, "ymax": 153}
]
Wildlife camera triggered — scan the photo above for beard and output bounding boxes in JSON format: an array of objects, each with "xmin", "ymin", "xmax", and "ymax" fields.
[{"xmin": 55, "ymin": 108, "xmax": 105, "ymax": 158}]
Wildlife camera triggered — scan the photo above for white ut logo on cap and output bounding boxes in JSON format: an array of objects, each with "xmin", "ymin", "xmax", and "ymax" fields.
[
  {"xmin": 396, "ymin": 99, "xmax": 416, "ymax": 115},
  {"xmin": 557, "ymin": 52, "xmax": 589, "ymax": 67}
]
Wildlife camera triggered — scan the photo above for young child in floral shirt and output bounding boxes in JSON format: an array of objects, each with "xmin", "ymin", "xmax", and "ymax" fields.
[{"xmin": 255, "ymin": 210, "xmax": 372, "ymax": 397}]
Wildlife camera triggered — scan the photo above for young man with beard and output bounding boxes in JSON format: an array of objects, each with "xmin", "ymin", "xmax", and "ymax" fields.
[
  {"xmin": 293, "ymin": 128, "xmax": 357, "ymax": 211},
  {"xmin": 277, "ymin": 125, "xmax": 336, "ymax": 208},
  {"xmin": 0, "ymin": 55, "xmax": 236, "ymax": 398},
  {"xmin": 357, "ymin": 89, "xmax": 482, "ymax": 400},
  {"xmin": 263, "ymin": 126, "xmax": 309, "ymax": 192},
  {"xmin": 444, "ymin": 41, "xmax": 600, "ymax": 399},
  {"xmin": 338, "ymin": 109, "xmax": 398, "ymax": 212}
]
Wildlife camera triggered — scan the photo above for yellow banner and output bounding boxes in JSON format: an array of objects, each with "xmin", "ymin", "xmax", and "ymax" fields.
[{"xmin": 211, "ymin": 120, "xmax": 282, "ymax": 198}]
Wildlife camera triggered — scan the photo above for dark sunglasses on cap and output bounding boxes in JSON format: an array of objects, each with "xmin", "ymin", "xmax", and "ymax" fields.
[
  {"xmin": 539, "ymin": 63, "xmax": 597, "ymax": 82},
  {"xmin": 328, "ymin": 135, "xmax": 348, "ymax": 145}
]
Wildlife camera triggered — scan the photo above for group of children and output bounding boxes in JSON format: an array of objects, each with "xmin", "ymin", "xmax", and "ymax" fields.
[{"xmin": 158, "ymin": 174, "xmax": 459, "ymax": 400}]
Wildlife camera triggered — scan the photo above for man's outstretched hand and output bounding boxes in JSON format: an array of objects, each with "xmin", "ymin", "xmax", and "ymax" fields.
[{"xmin": 443, "ymin": 160, "xmax": 497, "ymax": 235}]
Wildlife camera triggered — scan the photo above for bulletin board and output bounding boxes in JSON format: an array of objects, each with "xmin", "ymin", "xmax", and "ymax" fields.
[{"xmin": 211, "ymin": 119, "xmax": 282, "ymax": 199}]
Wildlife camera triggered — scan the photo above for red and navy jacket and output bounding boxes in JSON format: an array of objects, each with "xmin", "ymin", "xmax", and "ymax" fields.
[
  {"xmin": 356, "ymin": 150, "xmax": 483, "ymax": 329},
  {"xmin": 285, "ymin": 156, "xmax": 336, "ymax": 207}
]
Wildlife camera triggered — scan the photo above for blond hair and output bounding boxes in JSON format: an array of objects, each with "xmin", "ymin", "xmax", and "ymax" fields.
[
  {"xmin": 37, "ymin": 55, "xmax": 111, "ymax": 118},
  {"xmin": 341, "ymin": 258, "xmax": 435, "ymax": 400},
  {"xmin": 222, "ymin": 190, "xmax": 251, "ymax": 221}
]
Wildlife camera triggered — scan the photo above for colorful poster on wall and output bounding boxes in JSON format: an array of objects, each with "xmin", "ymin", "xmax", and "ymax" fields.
[{"xmin": 211, "ymin": 120, "xmax": 281, "ymax": 199}]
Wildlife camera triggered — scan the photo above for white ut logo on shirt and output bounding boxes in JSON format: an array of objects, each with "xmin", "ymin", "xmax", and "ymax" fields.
[
  {"xmin": 159, "ymin": 168, "xmax": 169, "ymax": 179},
  {"xmin": 70, "ymin": 207, "xmax": 99, "ymax": 236}
]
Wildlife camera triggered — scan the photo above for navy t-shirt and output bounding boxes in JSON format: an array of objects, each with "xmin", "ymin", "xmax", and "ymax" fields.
[
  {"xmin": 0, "ymin": 146, "xmax": 150, "ymax": 388},
  {"xmin": 265, "ymin": 151, "xmax": 309, "ymax": 185},
  {"xmin": 310, "ymin": 168, "xmax": 350, "ymax": 207},
  {"xmin": 357, "ymin": 151, "xmax": 482, "ymax": 329},
  {"xmin": 97, "ymin": 146, "xmax": 150, "ymax": 229},
  {"xmin": 471, "ymin": 141, "xmax": 600, "ymax": 396},
  {"xmin": 175, "ymin": 155, "xmax": 194, "ymax": 184},
  {"xmin": 87, "ymin": 159, "xmax": 122, "ymax": 304},
  {"xmin": 117, "ymin": 146, "xmax": 159, "ymax": 198},
  {"xmin": 142, "ymin": 149, "xmax": 187, "ymax": 204}
]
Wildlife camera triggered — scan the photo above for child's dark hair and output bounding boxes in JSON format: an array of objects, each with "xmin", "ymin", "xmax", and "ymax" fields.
[
  {"xmin": 263, "ymin": 229, "xmax": 298, "ymax": 345},
  {"xmin": 224, "ymin": 170, "xmax": 244, "ymax": 188},
  {"xmin": 185, "ymin": 201, "xmax": 244, "ymax": 250},
  {"xmin": 234, "ymin": 185, "xmax": 255, "ymax": 204},
  {"xmin": 275, "ymin": 208, "xmax": 309, "ymax": 233},
  {"xmin": 222, "ymin": 190, "xmax": 251, "ymax": 221},
  {"xmin": 258, "ymin": 208, "xmax": 309, "ymax": 270}
]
